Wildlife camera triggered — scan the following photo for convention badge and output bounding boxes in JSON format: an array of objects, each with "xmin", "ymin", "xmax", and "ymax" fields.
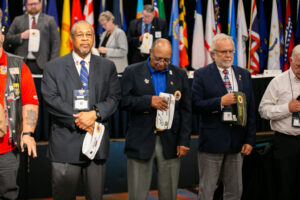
[
  {"xmin": 174, "ymin": 90, "xmax": 181, "ymax": 101},
  {"xmin": 12, "ymin": 83, "xmax": 20, "ymax": 96},
  {"xmin": 222, "ymin": 106, "xmax": 234, "ymax": 122},
  {"xmin": 292, "ymin": 112, "xmax": 300, "ymax": 128},
  {"xmin": 9, "ymin": 67, "xmax": 19, "ymax": 75},
  {"xmin": 232, "ymin": 114, "xmax": 237, "ymax": 122},
  {"xmin": 73, "ymin": 89, "xmax": 89, "ymax": 111},
  {"xmin": 155, "ymin": 31, "xmax": 162, "ymax": 38},
  {"xmin": 28, "ymin": 29, "xmax": 40, "ymax": 52},
  {"xmin": 0, "ymin": 66, "xmax": 7, "ymax": 74}
]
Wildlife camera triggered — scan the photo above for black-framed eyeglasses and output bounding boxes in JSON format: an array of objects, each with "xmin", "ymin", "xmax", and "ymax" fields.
[
  {"xmin": 27, "ymin": 2, "xmax": 40, "ymax": 7},
  {"xmin": 73, "ymin": 32, "xmax": 94, "ymax": 39},
  {"xmin": 153, "ymin": 56, "xmax": 171, "ymax": 64}
]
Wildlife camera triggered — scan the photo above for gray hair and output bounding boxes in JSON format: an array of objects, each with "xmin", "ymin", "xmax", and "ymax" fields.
[
  {"xmin": 209, "ymin": 33, "xmax": 235, "ymax": 53},
  {"xmin": 99, "ymin": 11, "xmax": 115, "ymax": 23},
  {"xmin": 143, "ymin": 4, "xmax": 154, "ymax": 13},
  {"xmin": 291, "ymin": 45, "xmax": 300, "ymax": 60},
  {"xmin": 71, "ymin": 20, "xmax": 94, "ymax": 36}
]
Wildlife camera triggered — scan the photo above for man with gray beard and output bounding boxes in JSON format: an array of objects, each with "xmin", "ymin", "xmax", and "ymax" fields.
[
  {"xmin": 41, "ymin": 20, "xmax": 121, "ymax": 200},
  {"xmin": 192, "ymin": 33, "xmax": 256, "ymax": 200}
]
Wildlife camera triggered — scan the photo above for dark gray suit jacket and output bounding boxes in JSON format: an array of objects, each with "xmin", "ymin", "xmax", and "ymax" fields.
[
  {"xmin": 41, "ymin": 53, "xmax": 121, "ymax": 163},
  {"xmin": 6, "ymin": 13, "xmax": 60, "ymax": 69}
]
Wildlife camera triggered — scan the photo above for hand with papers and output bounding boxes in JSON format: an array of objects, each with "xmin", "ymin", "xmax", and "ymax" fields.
[
  {"xmin": 151, "ymin": 96, "xmax": 169, "ymax": 111},
  {"xmin": 73, "ymin": 110, "xmax": 97, "ymax": 133},
  {"xmin": 155, "ymin": 93, "xmax": 175, "ymax": 130}
]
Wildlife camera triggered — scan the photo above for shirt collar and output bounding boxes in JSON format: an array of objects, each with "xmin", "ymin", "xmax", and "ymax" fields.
[
  {"xmin": 29, "ymin": 12, "xmax": 40, "ymax": 20},
  {"xmin": 147, "ymin": 57, "xmax": 168, "ymax": 74},
  {"xmin": 217, "ymin": 65, "xmax": 232, "ymax": 74},
  {"xmin": 72, "ymin": 51, "xmax": 91, "ymax": 65}
]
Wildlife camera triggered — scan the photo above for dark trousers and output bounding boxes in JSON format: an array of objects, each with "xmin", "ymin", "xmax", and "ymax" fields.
[
  {"xmin": 52, "ymin": 160, "xmax": 106, "ymax": 200},
  {"xmin": 273, "ymin": 132, "xmax": 300, "ymax": 200},
  {"xmin": 25, "ymin": 59, "xmax": 43, "ymax": 75},
  {"xmin": 0, "ymin": 149, "xmax": 19, "ymax": 200}
]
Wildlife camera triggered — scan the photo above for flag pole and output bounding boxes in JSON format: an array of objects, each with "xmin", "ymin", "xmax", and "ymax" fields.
[{"xmin": 247, "ymin": 0, "xmax": 254, "ymax": 71}]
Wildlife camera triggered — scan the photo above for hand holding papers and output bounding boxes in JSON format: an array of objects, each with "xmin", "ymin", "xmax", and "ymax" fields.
[
  {"xmin": 82, "ymin": 122, "xmax": 105, "ymax": 160},
  {"xmin": 140, "ymin": 32, "xmax": 153, "ymax": 54},
  {"xmin": 155, "ymin": 93, "xmax": 175, "ymax": 130}
]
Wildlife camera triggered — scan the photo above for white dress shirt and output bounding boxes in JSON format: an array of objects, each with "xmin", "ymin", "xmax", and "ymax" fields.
[
  {"xmin": 72, "ymin": 51, "xmax": 91, "ymax": 75},
  {"xmin": 27, "ymin": 13, "xmax": 40, "ymax": 59},
  {"xmin": 217, "ymin": 66, "xmax": 239, "ymax": 92},
  {"xmin": 259, "ymin": 69, "xmax": 300, "ymax": 136}
]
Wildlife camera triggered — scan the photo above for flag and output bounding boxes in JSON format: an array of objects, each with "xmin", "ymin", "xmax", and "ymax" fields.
[
  {"xmin": 179, "ymin": 0, "xmax": 189, "ymax": 68},
  {"xmin": 296, "ymin": 0, "xmax": 300, "ymax": 45},
  {"xmin": 83, "ymin": 0, "xmax": 94, "ymax": 28},
  {"xmin": 41, "ymin": 0, "xmax": 47, "ymax": 13},
  {"xmin": 192, "ymin": 0, "xmax": 205, "ymax": 69},
  {"xmin": 60, "ymin": 0, "xmax": 71, "ymax": 57},
  {"xmin": 23, "ymin": 0, "xmax": 27, "ymax": 14},
  {"xmin": 158, "ymin": 0, "xmax": 166, "ymax": 19},
  {"xmin": 1, "ymin": 0, "xmax": 10, "ymax": 26},
  {"xmin": 236, "ymin": 0, "xmax": 248, "ymax": 68},
  {"xmin": 277, "ymin": 0, "xmax": 284, "ymax": 70},
  {"xmin": 228, "ymin": 0, "xmax": 237, "ymax": 65},
  {"xmin": 248, "ymin": 0, "xmax": 260, "ymax": 74},
  {"xmin": 283, "ymin": 0, "xmax": 294, "ymax": 71},
  {"xmin": 168, "ymin": 0, "xmax": 179, "ymax": 66},
  {"xmin": 267, "ymin": 0, "xmax": 281, "ymax": 70},
  {"xmin": 214, "ymin": 0, "xmax": 221, "ymax": 33},
  {"xmin": 97, "ymin": 0, "xmax": 106, "ymax": 35},
  {"xmin": 136, "ymin": 0, "xmax": 143, "ymax": 19},
  {"xmin": 72, "ymin": 0, "xmax": 83, "ymax": 27},
  {"xmin": 153, "ymin": 0, "xmax": 159, "ymax": 17},
  {"xmin": 204, "ymin": 0, "xmax": 216, "ymax": 65},
  {"xmin": 113, "ymin": 0, "xmax": 127, "ymax": 31},
  {"xmin": 258, "ymin": 0, "xmax": 268, "ymax": 72},
  {"xmin": 47, "ymin": 0, "xmax": 59, "ymax": 30}
]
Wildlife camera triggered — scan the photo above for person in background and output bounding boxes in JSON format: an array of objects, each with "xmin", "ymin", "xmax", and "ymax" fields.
[
  {"xmin": 127, "ymin": 4, "xmax": 168, "ymax": 64},
  {"xmin": 259, "ymin": 45, "xmax": 300, "ymax": 200},
  {"xmin": 98, "ymin": 11, "xmax": 128, "ymax": 74},
  {"xmin": 0, "ymin": 8, "xmax": 39, "ymax": 199},
  {"xmin": 121, "ymin": 38, "xmax": 191, "ymax": 200}
]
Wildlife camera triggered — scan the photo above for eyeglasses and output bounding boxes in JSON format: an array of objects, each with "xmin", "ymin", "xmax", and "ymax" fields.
[
  {"xmin": 27, "ymin": 2, "xmax": 40, "ymax": 7},
  {"xmin": 153, "ymin": 56, "xmax": 171, "ymax": 64},
  {"xmin": 214, "ymin": 50, "xmax": 235, "ymax": 54},
  {"xmin": 73, "ymin": 32, "xmax": 94, "ymax": 39}
]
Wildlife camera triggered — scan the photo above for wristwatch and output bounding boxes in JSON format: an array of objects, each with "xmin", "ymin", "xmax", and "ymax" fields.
[
  {"xmin": 22, "ymin": 132, "xmax": 34, "ymax": 137},
  {"xmin": 93, "ymin": 106, "xmax": 101, "ymax": 120}
]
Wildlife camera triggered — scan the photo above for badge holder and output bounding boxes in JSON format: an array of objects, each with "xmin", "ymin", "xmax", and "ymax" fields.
[
  {"xmin": 73, "ymin": 89, "xmax": 89, "ymax": 111},
  {"xmin": 292, "ymin": 112, "xmax": 300, "ymax": 128},
  {"xmin": 222, "ymin": 105, "xmax": 238, "ymax": 122}
]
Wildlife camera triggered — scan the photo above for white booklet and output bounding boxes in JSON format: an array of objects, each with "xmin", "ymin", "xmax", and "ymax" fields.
[
  {"xmin": 28, "ymin": 29, "xmax": 40, "ymax": 52},
  {"xmin": 155, "ymin": 93, "xmax": 175, "ymax": 130},
  {"xmin": 140, "ymin": 32, "xmax": 153, "ymax": 54},
  {"xmin": 82, "ymin": 122, "xmax": 105, "ymax": 160}
]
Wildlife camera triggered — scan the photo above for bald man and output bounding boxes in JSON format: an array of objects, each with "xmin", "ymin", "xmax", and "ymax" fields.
[{"xmin": 121, "ymin": 38, "xmax": 192, "ymax": 200}]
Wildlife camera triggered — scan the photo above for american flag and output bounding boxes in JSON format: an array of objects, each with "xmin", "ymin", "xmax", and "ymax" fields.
[
  {"xmin": 248, "ymin": 0, "xmax": 260, "ymax": 74},
  {"xmin": 283, "ymin": 0, "xmax": 294, "ymax": 71},
  {"xmin": 214, "ymin": 0, "xmax": 221, "ymax": 33}
]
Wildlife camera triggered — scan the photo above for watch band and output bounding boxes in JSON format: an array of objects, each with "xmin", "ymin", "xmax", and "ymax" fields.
[{"xmin": 22, "ymin": 132, "xmax": 34, "ymax": 137}]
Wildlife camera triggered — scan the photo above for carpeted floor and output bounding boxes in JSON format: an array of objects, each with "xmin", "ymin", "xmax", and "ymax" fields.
[{"xmin": 29, "ymin": 189, "xmax": 198, "ymax": 200}]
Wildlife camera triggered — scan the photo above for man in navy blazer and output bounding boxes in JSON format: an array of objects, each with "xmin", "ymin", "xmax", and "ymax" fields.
[
  {"xmin": 121, "ymin": 38, "xmax": 191, "ymax": 200},
  {"xmin": 192, "ymin": 33, "xmax": 256, "ymax": 200},
  {"xmin": 41, "ymin": 21, "xmax": 121, "ymax": 200},
  {"xmin": 127, "ymin": 4, "xmax": 168, "ymax": 64}
]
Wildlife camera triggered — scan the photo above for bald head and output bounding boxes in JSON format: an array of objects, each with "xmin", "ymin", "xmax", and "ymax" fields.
[{"xmin": 149, "ymin": 38, "xmax": 172, "ymax": 71}]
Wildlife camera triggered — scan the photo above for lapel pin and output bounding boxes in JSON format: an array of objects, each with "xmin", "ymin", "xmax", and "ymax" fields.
[
  {"xmin": 144, "ymin": 79, "xmax": 149, "ymax": 84},
  {"xmin": 239, "ymin": 74, "xmax": 242, "ymax": 80},
  {"xmin": 170, "ymin": 81, "xmax": 174, "ymax": 85},
  {"xmin": 169, "ymin": 70, "xmax": 173, "ymax": 75}
]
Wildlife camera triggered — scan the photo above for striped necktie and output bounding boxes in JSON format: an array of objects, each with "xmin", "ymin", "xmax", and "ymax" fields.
[
  {"xmin": 223, "ymin": 69, "xmax": 232, "ymax": 93},
  {"xmin": 80, "ymin": 60, "xmax": 88, "ymax": 90}
]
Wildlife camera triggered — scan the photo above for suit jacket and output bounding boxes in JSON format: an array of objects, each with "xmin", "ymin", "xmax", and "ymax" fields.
[
  {"xmin": 121, "ymin": 61, "xmax": 191, "ymax": 160},
  {"xmin": 6, "ymin": 13, "xmax": 60, "ymax": 70},
  {"xmin": 127, "ymin": 17, "xmax": 168, "ymax": 64},
  {"xmin": 99, "ymin": 27, "xmax": 128, "ymax": 73},
  {"xmin": 41, "ymin": 53, "xmax": 121, "ymax": 163},
  {"xmin": 192, "ymin": 63, "xmax": 256, "ymax": 153}
]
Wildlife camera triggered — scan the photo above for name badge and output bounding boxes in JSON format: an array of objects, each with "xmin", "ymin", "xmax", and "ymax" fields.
[
  {"xmin": 73, "ymin": 89, "xmax": 89, "ymax": 111},
  {"xmin": 155, "ymin": 31, "xmax": 162, "ymax": 38},
  {"xmin": 292, "ymin": 112, "xmax": 300, "ymax": 128}
]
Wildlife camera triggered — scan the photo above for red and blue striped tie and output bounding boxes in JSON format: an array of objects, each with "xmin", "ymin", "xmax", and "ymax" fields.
[
  {"xmin": 223, "ymin": 69, "xmax": 232, "ymax": 93},
  {"xmin": 80, "ymin": 60, "xmax": 88, "ymax": 90}
]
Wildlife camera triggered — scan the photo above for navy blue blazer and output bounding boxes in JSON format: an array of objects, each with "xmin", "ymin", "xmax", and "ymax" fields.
[
  {"xmin": 192, "ymin": 63, "xmax": 256, "ymax": 153},
  {"xmin": 121, "ymin": 61, "xmax": 191, "ymax": 160}
]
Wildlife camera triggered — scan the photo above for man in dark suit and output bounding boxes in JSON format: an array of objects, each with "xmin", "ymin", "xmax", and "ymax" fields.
[
  {"xmin": 41, "ymin": 21, "xmax": 121, "ymax": 200},
  {"xmin": 5, "ymin": 0, "xmax": 60, "ymax": 75},
  {"xmin": 121, "ymin": 38, "xmax": 191, "ymax": 200},
  {"xmin": 192, "ymin": 33, "xmax": 256, "ymax": 200},
  {"xmin": 127, "ymin": 4, "xmax": 168, "ymax": 64}
]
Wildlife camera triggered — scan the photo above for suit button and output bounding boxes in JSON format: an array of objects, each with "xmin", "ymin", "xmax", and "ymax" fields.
[{"xmin": 154, "ymin": 130, "xmax": 157, "ymax": 134}]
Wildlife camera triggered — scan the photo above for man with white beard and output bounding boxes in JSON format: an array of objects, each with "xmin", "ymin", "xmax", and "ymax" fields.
[{"xmin": 192, "ymin": 33, "xmax": 256, "ymax": 200}]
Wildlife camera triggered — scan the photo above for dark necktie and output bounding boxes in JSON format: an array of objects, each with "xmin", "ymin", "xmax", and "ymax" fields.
[
  {"xmin": 80, "ymin": 60, "xmax": 89, "ymax": 90},
  {"xmin": 144, "ymin": 24, "xmax": 149, "ymax": 33},
  {"xmin": 223, "ymin": 69, "xmax": 233, "ymax": 93},
  {"xmin": 31, "ymin": 16, "xmax": 36, "ymax": 29}
]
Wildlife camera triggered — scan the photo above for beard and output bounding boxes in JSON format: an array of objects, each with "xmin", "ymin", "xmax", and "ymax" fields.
[{"xmin": 214, "ymin": 56, "xmax": 233, "ymax": 68}]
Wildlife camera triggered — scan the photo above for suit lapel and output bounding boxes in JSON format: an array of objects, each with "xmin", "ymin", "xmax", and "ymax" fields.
[
  {"xmin": 233, "ymin": 66, "xmax": 243, "ymax": 91},
  {"xmin": 141, "ymin": 62, "xmax": 155, "ymax": 95},
  {"xmin": 165, "ymin": 66, "xmax": 175, "ymax": 94},
  {"xmin": 105, "ymin": 29, "xmax": 115, "ymax": 47},
  {"xmin": 211, "ymin": 64, "xmax": 227, "ymax": 95},
  {"xmin": 36, "ymin": 13, "xmax": 43, "ymax": 29},
  {"xmin": 24, "ymin": 14, "xmax": 29, "ymax": 30},
  {"xmin": 65, "ymin": 53, "xmax": 82, "ymax": 89},
  {"xmin": 88, "ymin": 55, "xmax": 97, "ymax": 91}
]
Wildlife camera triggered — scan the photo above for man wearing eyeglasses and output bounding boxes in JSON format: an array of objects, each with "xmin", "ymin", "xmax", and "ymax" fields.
[
  {"xmin": 5, "ymin": 0, "xmax": 59, "ymax": 75},
  {"xmin": 192, "ymin": 33, "xmax": 256, "ymax": 200},
  {"xmin": 41, "ymin": 21, "xmax": 121, "ymax": 200},
  {"xmin": 121, "ymin": 38, "xmax": 191, "ymax": 200}
]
